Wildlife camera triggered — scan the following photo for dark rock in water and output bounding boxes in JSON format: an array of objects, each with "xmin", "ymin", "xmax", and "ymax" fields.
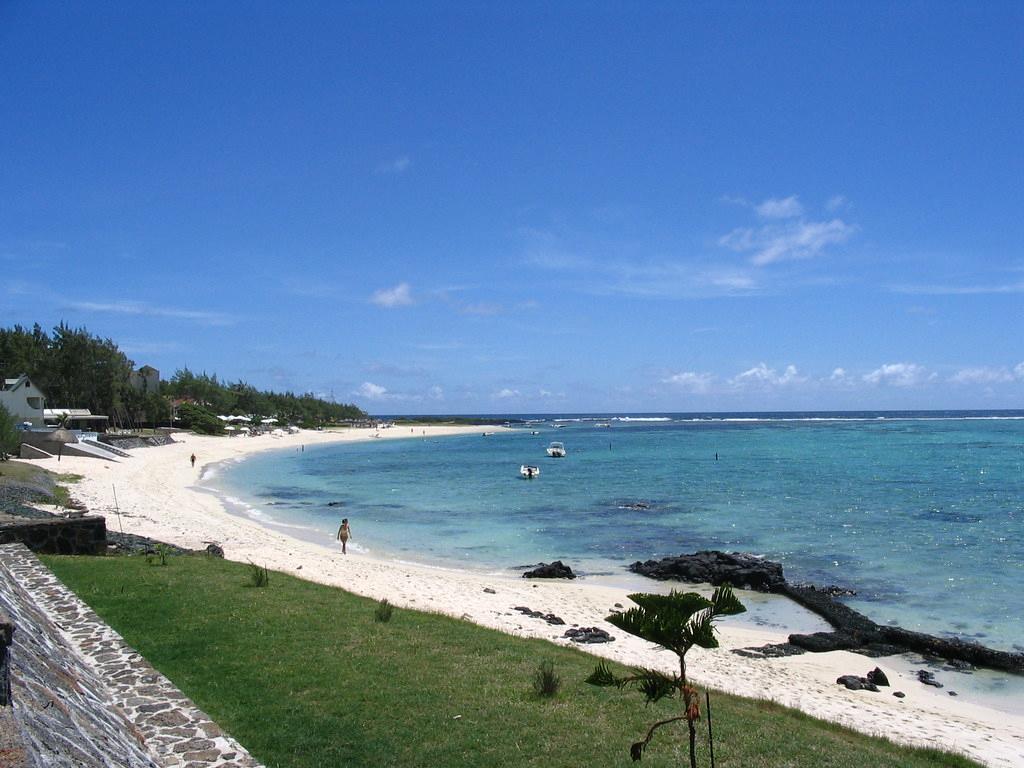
[
  {"xmin": 483, "ymin": 587, "xmax": 496, "ymax": 594},
  {"xmin": 792, "ymin": 582, "xmax": 857, "ymax": 597},
  {"xmin": 628, "ymin": 550, "xmax": 784, "ymax": 591},
  {"xmin": 948, "ymin": 690, "xmax": 958, "ymax": 696},
  {"xmin": 522, "ymin": 560, "xmax": 576, "ymax": 579},
  {"xmin": 564, "ymin": 627, "xmax": 614, "ymax": 644},
  {"xmin": 855, "ymin": 643, "xmax": 905, "ymax": 658},
  {"xmin": 893, "ymin": 691, "xmax": 906, "ymax": 698},
  {"xmin": 866, "ymin": 667, "xmax": 890, "ymax": 687},
  {"xmin": 326, "ymin": 501, "xmax": 344, "ymax": 507},
  {"xmin": 789, "ymin": 631, "xmax": 859, "ymax": 653},
  {"xmin": 629, "ymin": 550, "xmax": 1024, "ymax": 675},
  {"xmin": 619, "ymin": 502, "xmax": 650, "ymax": 510},
  {"xmin": 917, "ymin": 670, "xmax": 944, "ymax": 688},
  {"xmin": 205, "ymin": 543, "xmax": 225, "ymax": 558}
]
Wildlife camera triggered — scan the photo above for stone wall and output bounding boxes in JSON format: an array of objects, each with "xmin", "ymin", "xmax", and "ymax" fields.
[
  {"xmin": 0, "ymin": 543, "xmax": 263, "ymax": 768},
  {"xmin": 0, "ymin": 611, "xmax": 11, "ymax": 706},
  {"xmin": 0, "ymin": 516, "xmax": 106, "ymax": 555}
]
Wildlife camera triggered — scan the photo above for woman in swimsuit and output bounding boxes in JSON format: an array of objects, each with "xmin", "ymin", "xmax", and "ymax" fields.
[{"xmin": 337, "ymin": 518, "xmax": 351, "ymax": 554}]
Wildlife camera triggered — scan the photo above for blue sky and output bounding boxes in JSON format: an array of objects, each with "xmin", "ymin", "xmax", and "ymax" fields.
[{"xmin": 2, "ymin": 2, "xmax": 1022, "ymax": 413}]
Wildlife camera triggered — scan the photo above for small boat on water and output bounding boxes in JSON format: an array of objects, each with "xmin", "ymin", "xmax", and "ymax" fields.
[
  {"xmin": 520, "ymin": 464, "xmax": 540, "ymax": 479},
  {"xmin": 546, "ymin": 441, "xmax": 566, "ymax": 458}
]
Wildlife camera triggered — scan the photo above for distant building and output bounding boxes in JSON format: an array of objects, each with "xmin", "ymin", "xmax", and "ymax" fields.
[
  {"xmin": 43, "ymin": 408, "xmax": 109, "ymax": 432},
  {"xmin": 1, "ymin": 375, "xmax": 46, "ymax": 427},
  {"xmin": 129, "ymin": 365, "xmax": 160, "ymax": 394}
]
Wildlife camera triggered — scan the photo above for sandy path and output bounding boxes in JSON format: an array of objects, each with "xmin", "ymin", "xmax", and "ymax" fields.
[{"xmin": 23, "ymin": 427, "xmax": 1024, "ymax": 768}]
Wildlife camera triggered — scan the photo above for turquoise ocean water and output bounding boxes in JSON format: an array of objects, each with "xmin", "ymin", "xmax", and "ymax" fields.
[{"xmin": 207, "ymin": 412, "xmax": 1024, "ymax": 654}]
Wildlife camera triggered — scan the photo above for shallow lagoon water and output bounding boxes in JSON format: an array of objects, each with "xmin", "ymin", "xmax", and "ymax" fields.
[{"xmin": 209, "ymin": 412, "xmax": 1024, "ymax": 656}]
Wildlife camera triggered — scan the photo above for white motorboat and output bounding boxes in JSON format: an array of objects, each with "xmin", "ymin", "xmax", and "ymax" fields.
[
  {"xmin": 546, "ymin": 441, "xmax": 566, "ymax": 458},
  {"xmin": 520, "ymin": 464, "xmax": 540, "ymax": 479}
]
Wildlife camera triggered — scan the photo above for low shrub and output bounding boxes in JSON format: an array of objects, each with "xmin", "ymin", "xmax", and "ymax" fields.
[
  {"xmin": 374, "ymin": 598, "xmax": 394, "ymax": 622},
  {"xmin": 247, "ymin": 562, "xmax": 269, "ymax": 587},
  {"xmin": 533, "ymin": 660, "xmax": 561, "ymax": 698}
]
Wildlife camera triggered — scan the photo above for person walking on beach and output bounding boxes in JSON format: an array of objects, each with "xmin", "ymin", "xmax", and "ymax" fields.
[
  {"xmin": 190, "ymin": 453, "xmax": 196, "ymax": 468},
  {"xmin": 337, "ymin": 518, "xmax": 351, "ymax": 554}
]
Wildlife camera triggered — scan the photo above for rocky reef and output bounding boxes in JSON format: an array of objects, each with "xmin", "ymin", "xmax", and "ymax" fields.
[{"xmin": 629, "ymin": 550, "xmax": 1024, "ymax": 675}]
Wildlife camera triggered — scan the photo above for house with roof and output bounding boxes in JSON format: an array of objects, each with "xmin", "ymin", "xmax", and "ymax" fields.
[
  {"xmin": 129, "ymin": 365, "xmax": 160, "ymax": 394},
  {"xmin": 0, "ymin": 375, "xmax": 46, "ymax": 427}
]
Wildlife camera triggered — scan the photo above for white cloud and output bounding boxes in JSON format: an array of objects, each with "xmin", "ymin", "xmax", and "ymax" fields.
[
  {"xmin": 730, "ymin": 363, "xmax": 806, "ymax": 388},
  {"xmin": 494, "ymin": 388, "xmax": 520, "ymax": 399},
  {"xmin": 356, "ymin": 382, "xmax": 390, "ymax": 400},
  {"xmin": 720, "ymin": 218, "xmax": 855, "ymax": 266},
  {"xmin": 888, "ymin": 281, "xmax": 1024, "ymax": 296},
  {"xmin": 830, "ymin": 367, "xmax": 848, "ymax": 381},
  {"xmin": 1016, "ymin": 362, "xmax": 1024, "ymax": 379},
  {"xmin": 826, "ymin": 195, "xmax": 848, "ymax": 212},
  {"xmin": 428, "ymin": 385, "xmax": 444, "ymax": 400},
  {"xmin": 371, "ymin": 283, "xmax": 413, "ymax": 308},
  {"xmin": 68, "ymin": 300, "xmax": 234, "ymax": 326},
  {"xmin": 755, "ymin": 195, "xmax": 804, "ymax": 220},
  {"xmin": 662, "ymin": 371, "xmax": 715, "ymax": 394},
  {"xmin": 862, "ymin": 363, "xmax": 933, "ymax": 388},
  {"xmin": 949, "ymin": 367, "xmax": 1015, "ymax": 385},
  {"xmin": 377, "ymin": 155, "xmax": 411, "ymax": 174}
]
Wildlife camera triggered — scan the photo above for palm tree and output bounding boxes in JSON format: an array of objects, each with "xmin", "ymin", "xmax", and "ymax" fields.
[{"xmin": 586, "ymin": 585, "xmax": 745, "ymax": 766}]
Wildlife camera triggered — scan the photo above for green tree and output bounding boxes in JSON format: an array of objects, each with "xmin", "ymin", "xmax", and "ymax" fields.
[
  {"xmin": 0, "ymin": 323, "xmax": 50, "ymax": 381},
  {"xmin": 0, "ymin": 403, "xmax": 20, "ymax": 460},
  {"xmin": 175, "ymin": 402, "xmax": 225, "ymax": 435},
  {"xmin": 586, "ymin": 586, "xmax": 745, "ymax": 767}
]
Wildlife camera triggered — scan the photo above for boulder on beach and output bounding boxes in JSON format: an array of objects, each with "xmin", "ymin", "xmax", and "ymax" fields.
[
  {"xmin": 522, "ymin": 560, "xmax": 576, "ymax": 579},
  {"xmin": 628, "ymin": 550, "xmax": 784, "ymax": 591}
]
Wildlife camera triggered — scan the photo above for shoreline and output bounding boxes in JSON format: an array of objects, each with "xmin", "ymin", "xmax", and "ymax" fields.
[{"xmin": 18, "ymin": 427, "xmax": 1024, "ymax": 768}]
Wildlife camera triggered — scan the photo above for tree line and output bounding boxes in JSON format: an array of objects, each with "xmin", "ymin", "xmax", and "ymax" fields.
[{"xmin": 0, "ymin": 323, "xmax": 366, "ymax": 430}]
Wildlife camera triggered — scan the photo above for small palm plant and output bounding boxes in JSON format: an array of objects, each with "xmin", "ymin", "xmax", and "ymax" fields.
[{"xmin": 586, "ymin": 585, "xmax": 745, "ymax": 767}]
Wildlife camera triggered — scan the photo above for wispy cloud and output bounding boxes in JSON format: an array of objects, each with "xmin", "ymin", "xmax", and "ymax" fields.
[
  {"xmin": 887, "ymin": 281, "xmax": 1024, "ymax": 295},
  {"xmin": 755, "ymin": 195, "xmax": 804, "ymax": 220},
  {"xmin": 67, "ymin": 300, "xmax": 234, "ymax": 326},
  {"xmin": 661, "ymin": 371, "xmax": 715, "ymax": 394},
  {"xmin": 524, "ymin": 248, "xmax": 761, "ymax": 299},
  {"xmin": 460, "ymin": 302, "xmax": 504, "ymax": 316},
  {"xmin": 371, "ymin": 283, "xmax": 413, "ymax": 308},
  {"xmin": 376, "ymin": 155, "xmax": 411, "ymax": 174},
  {"xmin": 948, "ymin": 366, "xmax": 1018, "ymax": 385},
  {"xmin": 826, "ymin": 195, "xmax": 848, "ymax": 212},
  {"xmin": 493, "ymin": 388, "xmax": 520, "ymax": 399},
  {"xmin": 862, "ymin": 362, "xmax": 934, "ymax": 387},
  {"xmin": 720, "ymin": 218, "xmax": 854, "ymax": 266},
  {"xmin": 729, "ymin": 363, "xmax": 806, "ymax": 388}
]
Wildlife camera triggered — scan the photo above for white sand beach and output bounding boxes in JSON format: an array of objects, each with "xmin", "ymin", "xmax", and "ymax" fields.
[{"xmin": 27, "ymin": 427, "xmax": 1024, "ymax": 768}]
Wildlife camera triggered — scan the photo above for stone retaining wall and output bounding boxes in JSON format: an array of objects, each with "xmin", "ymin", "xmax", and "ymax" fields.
[
  {"xmin": 0, "ymin": 516, "xmax": 107, "ymax": 555},
  {"xmin": 0, "ymin": 544, "xmax": 263, "ymax": 768}
]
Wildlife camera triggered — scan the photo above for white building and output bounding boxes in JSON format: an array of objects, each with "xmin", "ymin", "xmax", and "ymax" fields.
[{"xmin": 0, "ymin": 375, "xmax": 46, "ymax": 427}]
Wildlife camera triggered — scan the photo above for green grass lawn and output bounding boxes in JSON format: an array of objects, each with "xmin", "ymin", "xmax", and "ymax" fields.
[{"xmin": 41, "ymin": 555, "xmax": 978, "ymax": 768}]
